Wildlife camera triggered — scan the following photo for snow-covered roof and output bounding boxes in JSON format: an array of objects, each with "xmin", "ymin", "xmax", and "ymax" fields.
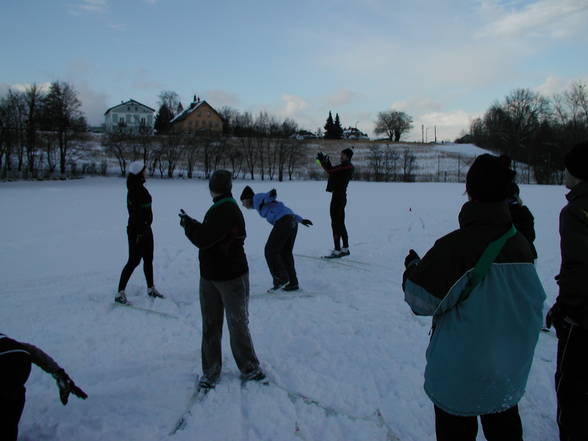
[
  {"xmin": 170, "ymin": 100, "xmax": 221, "ymax": 124},
  {"xmin": 104, "ymin": 99, "xmax": 155, "ymax": 115}
]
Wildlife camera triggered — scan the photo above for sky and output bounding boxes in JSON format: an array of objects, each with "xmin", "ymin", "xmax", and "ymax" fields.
[{"xmin": 1, "ymin": 0, "xmax": 587, "ymax": 141}]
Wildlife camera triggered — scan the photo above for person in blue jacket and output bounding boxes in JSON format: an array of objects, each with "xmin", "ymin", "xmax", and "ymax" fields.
[
  {"xmin": 402, "ymin": 154, "xmax": 545, "ymax": 441},
  {"xmin": 240, "ymin": 186, "xmax": 312, "ymax": 292}
]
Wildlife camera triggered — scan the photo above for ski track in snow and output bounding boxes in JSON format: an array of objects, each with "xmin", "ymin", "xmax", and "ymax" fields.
[{"xmin": 0, "ymin": 178, "xmax": 561, "ymax": 441}]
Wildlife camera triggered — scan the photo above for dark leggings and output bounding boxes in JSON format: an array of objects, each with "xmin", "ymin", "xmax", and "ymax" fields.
[
  {"xmin": 264, "ymin": 215, "xmax": 299, "ymax": 286},
  {"xmin": 330, "ymin": 192, "xmax": 348, "ymax": 250},
  {"xmin": 118, "ymin": 227, "xmax": 154, "ymax": 292},
  {"xmin": 434, "ymin": 405, "xmax": 523, "ymax": 441}
]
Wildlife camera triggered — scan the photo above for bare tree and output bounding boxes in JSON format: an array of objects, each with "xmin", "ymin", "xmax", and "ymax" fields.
[
  {"xmin": 401, "ymin": 149, "xmax": 416, "ymax": 182},
  {"xmin": 374, "ymin": 110, "xmax": 414, "ymax": 141},
  {"xmin": 104, "ymin": 132, "xmax": 131, "ymax": 176},
  {"xmin": 42, "ymin": 81, "xmax": 86, "ymax": 175},
  {"xmin": 158, "ymin": 90, "xmax": 181, "ymax": 116}
]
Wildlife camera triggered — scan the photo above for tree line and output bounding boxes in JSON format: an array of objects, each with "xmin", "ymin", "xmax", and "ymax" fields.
[
  {"xmin": 0, "ymin": 81, "xmax": 87, "ymax": 179},
  {"xmin": 457, "ymin": 82, "xmax": 588, "ymax": 184}
]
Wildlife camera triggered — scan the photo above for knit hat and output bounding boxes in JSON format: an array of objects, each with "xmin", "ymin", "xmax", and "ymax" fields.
[
  {"xmin": 128, "ymin": 160, "xmax": 145, "ymax": 175},
  {"xmin": 466, "ymin": 154, "xmax": 515, "ymax": 202},
  {"xmin": 342, "ymin": 148, "xmax": 354, "ymax": 159},
  {"xmin": 240, "ymin": 185, "xmax": 254, "ymax": 201},
  {"xmin": 209, "ymin": 170, "xmax": 232, "ymax": 194},
  {"xmin": 564, "ymin": 141, "xmax": 588, "ymax": 180}
]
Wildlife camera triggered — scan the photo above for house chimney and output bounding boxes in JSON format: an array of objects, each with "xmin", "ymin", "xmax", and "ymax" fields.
[{"xmin": 193, "ymin": 94, "xmax": 197, "ymax": 102}]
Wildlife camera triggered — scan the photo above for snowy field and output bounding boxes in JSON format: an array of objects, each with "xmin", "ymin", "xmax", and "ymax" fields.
[{"xmin": 0, "ymin": 177, "xmax": 563, "ymax": 441}]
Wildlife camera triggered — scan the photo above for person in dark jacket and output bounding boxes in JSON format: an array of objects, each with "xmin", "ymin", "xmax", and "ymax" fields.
[
  {"xmin": 179, "ymin": 170, "xmax": 264, "ymax": 389},
  {"xmin": 116, "ymin": 161, "xmax": 164, "ymax": 304},
  {"xmin": 316, "ymin": 148, "xmax": 354, "ymax": 258},
  {"xmin": 0, "ymin": 333, "xmax": 87, "ymax": 441},
  {"xmin": 402, "ymin": 154, "xmax": 545, "ymax": 441},
  {"xmin": 240, "ymin": 186, "xmax": 313, "ymax": 292},
  {"xmin": 546, "ymin": 141, "xmax": 588, "ymax": 441},
  {"xmin": 506, "ymin": 182, "xmax": 538, "ymax": 260}
]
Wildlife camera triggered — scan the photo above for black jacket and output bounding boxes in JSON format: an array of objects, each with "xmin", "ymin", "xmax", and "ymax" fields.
[
  {"xmin": 556, "ymin": 181, "xmax": 588, "ymax": 328},
  {"xmin": 507, "ymin": 198, "xmax": 538, "ymax": 259},
  {"xmin": 126, "ymin": 173, "xmax": 152, "ymax": 233},
  {"xmin": 184, "ymin": 194, "xmax": 248, "ymax": 281},
  {"xmin": 403, "ymin": 201, "xmax": 535, "ymax": 298},
  {"xmin": 319, "ymin": 158, "xmax": 353, "ymax": 193}
]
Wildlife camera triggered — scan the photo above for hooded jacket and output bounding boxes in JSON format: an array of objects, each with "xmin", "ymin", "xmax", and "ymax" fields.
[
  {"xmin": 318, "ymin": 158, "xmax": 353, "ymax": 193},
  {"xmin": 556, "ymin": 181, "xmax": 588, "ymax": 328},
  {"xmin": 252, "ymin": 191, "xmax": 302, "ymax": 226},
  {"xmin": 183, "ymin": 194, "xmax": 248, "ymax": 281},
  {"xmin": 403, "ymin": 201, "xmax": 545, "ymax": 416},
  {"xmin": 126, "ymin": 173, "xmax": 152, "ymax": 233}
]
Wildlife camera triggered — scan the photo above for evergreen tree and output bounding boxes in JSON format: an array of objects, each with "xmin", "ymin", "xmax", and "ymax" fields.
[
  {"xmin": 334, "ymin": 113, "xmax": 343, "ymax": 139},
  {"xmin": 324, "ymin": 111, "xmax": 335, "ymax": 139},
  {"xmin": 154, "ymin": 103, "xmax": 174, "ymax": 134}
]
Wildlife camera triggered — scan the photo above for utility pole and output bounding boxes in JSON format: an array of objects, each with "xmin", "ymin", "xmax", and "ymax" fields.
[
  {"xmin": 421, "ymin": 124, "xmax": 424, "ymax": 143},
  {"xmin": 434, "ymin": 125, "xmax": 437, "ymax": 143}
]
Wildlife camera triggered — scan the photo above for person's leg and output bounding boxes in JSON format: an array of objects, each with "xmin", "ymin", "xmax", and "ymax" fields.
[
  {"xmin": 142, "ymin": 228, "xmax": 154, "ymax": 288},
  {"xmin": 434, "ymin": 405, "xmax": 478, "ymax": 441},
  {"xmin": 217, "ymin": 273, "xmax": 260, "ymax": 376},
  {"xmin": 339, "ymin": 194, "xmax": 349, "ymax": 249},
  {"xmin": 117, "ymin": 228, "xmax": 142, "ymax": 292},
  {"xmin": 480, "ymin": 405, "xmax": 523, "ymax": 441},
  {"xmin": 555, "ymin": 323, "xmax": 588, "ymax": 441},
  {"xmin": 199, "ymin": 277, "xmax": 224, "ymax": 383},
  {"xmin": 280, "ymin": 216, "xmax": 298, "ymax": 286},
  {"xmin": 264, "ymin": 218, "xmax": 290, "ymax": 287},
  {"xmin": 1, "ymin": 358, "xmax": 31, "ymax": 441},
  {"xmin": 330, "ymin": 195, "xmax": 341, "ymax": 251}
]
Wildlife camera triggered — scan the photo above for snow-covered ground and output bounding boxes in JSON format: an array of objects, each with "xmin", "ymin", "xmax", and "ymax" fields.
[{"xmin": 0, "ymin": 177, "xmax": 563, "ymax": 441}]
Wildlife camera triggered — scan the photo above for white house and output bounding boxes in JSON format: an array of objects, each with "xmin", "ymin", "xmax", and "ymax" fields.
[{"xmin": 104, "ymin": 99, "xmax": 155, "ymax": 134}]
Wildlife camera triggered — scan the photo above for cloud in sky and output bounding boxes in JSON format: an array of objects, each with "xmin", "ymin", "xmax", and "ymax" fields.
[
  {"xmin": 478, "ymin": 0, "xmax": 588, "ymax": 39},
  {"xmin": 325, "ymin": 89, "xmax": 360, "ymax": 108},
  {"xmin": 69, "ymin": 0, "xmax": 108, "ymax": 14},
  {"xmin": 536, "ymin": 74, "xmax": 588, "ymax": 97}
]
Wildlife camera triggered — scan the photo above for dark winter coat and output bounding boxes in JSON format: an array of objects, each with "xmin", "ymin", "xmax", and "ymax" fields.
[
  {"xmin": 507, "ymin": 197, "xmax": 538, "ymax": 259},
  {"xmin": 183, "ymin": 194, "xmax": 248, "ymax": 281},
  {"xmin": 556, "ymin": 181, "xmax": 588, "ymax": 329},
  {"xmin": 319, "ymin": 158, "xmax": 353, "ymax": 193},
  {"xmin": 0, "ymin": 333, "xmax": 61, "ymax": 392},
  {"xmin": 126, "ymin": 173, "xmax": 152, "ymax": 234},
  {"xmin": 403, "ymin": 201, "xmax": 545, "ymax": 416}
]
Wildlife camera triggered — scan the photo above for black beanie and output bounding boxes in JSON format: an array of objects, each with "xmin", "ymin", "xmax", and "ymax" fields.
[
  {"xmin": 209, "ymin": 170, "xmax": 232, "ymax": 194},
  {"xmin": 565, "ymin": 141, "xmax": 588, "ymax": 180},
  {"xmin": 240, "ymin": 185, "xmax": 254, "ymax": 201},
  {"xmin": 466, "ymin": 154, "xmax": 515, "ymax": 202},
  {"xmin": 342, "ymin": 148, "xmax": 353, "ymax": 159}
]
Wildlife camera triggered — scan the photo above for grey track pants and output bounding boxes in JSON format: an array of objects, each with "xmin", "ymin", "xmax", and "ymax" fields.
[{"xmin": 199, "ymin": 273, "xmax": 260, "ymax": 381}]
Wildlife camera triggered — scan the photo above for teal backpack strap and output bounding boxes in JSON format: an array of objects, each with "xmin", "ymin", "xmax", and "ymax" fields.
[
  {"xmin": 205, "ymin": 197, "xmax": 237, "ymax": 216},
  {"xmin": 465, "ymin": 224, "xmax": 518, "ymax": 293}
]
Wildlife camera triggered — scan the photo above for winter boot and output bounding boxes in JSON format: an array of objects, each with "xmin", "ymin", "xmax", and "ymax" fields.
[
  {"xmin": 324, "ymin": 249, "xmax": 343, "ymax": 259},
  {"xmin": 198, "ymin": 375, "xmax": 216, "ymax": 390},
  {"xmin": 240, "ymin": 368, "xmax": 266, "ymax": 383},
  {"xmin": 340, "ymin": 247, "xmax": 350, "ymax": 257},
  {"xmin": 282, "ymin": 282, "xmax": 299, "ymax": 292},
  {"xmin": 267, "ymin": 280, "xmax": 288, "ymax": 293},
  {"xmin": 115, "ymin": 291, "xmax": 128, "ymax": 304},
  {"xmin": 147, "ymin": 287, "xmax": 165, "ymax": 298}
]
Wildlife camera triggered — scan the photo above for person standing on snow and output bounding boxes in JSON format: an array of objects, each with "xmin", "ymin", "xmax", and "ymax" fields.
[
  {"xmin": 506, "ymin": 181, "xmax": 538, "ymax": 260},
  {"xmin": 179, "ymin": 170, "xmax": 264, "ymax": 389},
  {"xmin": 546, "ymin": 141, "xmax": 588, "ymax": 441},
  {"xmin": 402, "ymin": 154, "xmax": 545, "ymax": 441},
  {"xmin": 0, "ymin": 333, "xmax": 87, "ymax": 441},
  {"xmin": 316, "ymin": 148, "xmax": 354, "ymax": 258},
  {"xmin": 240, "ymin": 186, "xmax": 313, "ymax": 292},
  {"xmin": 115, "ymin": 161, "xmax": 164, "ymax": 304}
]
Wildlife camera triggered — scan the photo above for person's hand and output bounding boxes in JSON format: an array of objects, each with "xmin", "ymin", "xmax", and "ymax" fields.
[
  {"xmin": 135, "ymin": 234, "xmax": 143, "ymax": 245},
  {"xmin": 178, "ymin": 209, "xmax": 193, "ymax": 228},
  {"xmin": 53, "ymin": 369, "xmax": 88, "ymax": 405},
  {"xmin": 301, "ymin": 219, "xmax": 313, "ymax": 227},
  {"xmin": 404, "ymin": 249, "xmax": 420, "ymax": 269},
  {"xmin": 546, "ymin": 303, "xmax": 563, "ymax": 329}
]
